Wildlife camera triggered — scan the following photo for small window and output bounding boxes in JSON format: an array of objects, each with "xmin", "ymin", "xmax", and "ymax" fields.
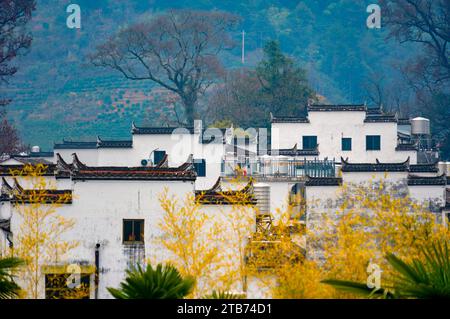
[
  {"xmin": 153, "ymin": 150, "xmax": 166, "ymax": 166},
  {"xmin": 123, "ymin": 219, "xmax": 144, "ymax": 244},
  {"xmin": 366, "ymin": 135, "xmax": 381, "ymax": 151},
  {"xmin": 342, "ymin": 138, "xmax": 352, "ymax": 151},
  {"xmin": 194, "ymin": 159, "xmax": 206, "ymax": 177},
  {"xmin": 302, "ymin": 136, "xmax": 317, "ymax": 150}
]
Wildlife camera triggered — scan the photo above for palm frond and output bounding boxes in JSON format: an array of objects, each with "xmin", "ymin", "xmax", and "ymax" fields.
[
  {"xmin": 321, "ymin": 279, "xmax": 392, "ymax": 298},
  {"xmin": 0, "ymin": 257, "xmax": 24, "ymax": 299},
  {"xmin": 107, "ymin": 263, "xmax": 195, "ymax": 299},
  {"xmin": 202, "ymin": 290, "xmax": 244, "ymax": 299}
]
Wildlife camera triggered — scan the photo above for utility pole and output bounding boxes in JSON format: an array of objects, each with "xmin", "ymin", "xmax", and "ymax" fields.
[{"xmin": 241, "ymin": 30, "xmax": 245, "ymax": 64}]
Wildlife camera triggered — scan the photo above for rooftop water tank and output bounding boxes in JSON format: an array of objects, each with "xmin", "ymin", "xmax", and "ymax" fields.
[
  {"xmin": 31, "ymin": 145, "xmax": 40, "ymax": 153},
  {"xmin": 411, "ymin": 117, "xmax": 430, "ymax": 135}
]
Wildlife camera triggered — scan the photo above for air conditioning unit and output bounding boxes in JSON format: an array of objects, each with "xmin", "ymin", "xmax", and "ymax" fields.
[{"xmin": 141, "ymin": 159, "xmax": 149, "ymax": 166}]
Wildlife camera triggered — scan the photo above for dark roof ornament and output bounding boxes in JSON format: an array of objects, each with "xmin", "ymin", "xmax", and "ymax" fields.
[
  {"xmin": 1, "ymin": 177, "xmax": 13, "ymax": 196},
  {"xmin": 13, "ymin": 178, "xmax": 24, "ymax": 194},
  {"xmin": 71, "ymin": 153, "xmax": 87, "ymax": 171},
  {"xmin": 155, "ymin": 154, "xmax": 169, "ymax": 168}
]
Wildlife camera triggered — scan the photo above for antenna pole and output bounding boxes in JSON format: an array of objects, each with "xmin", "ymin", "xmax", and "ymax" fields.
[{"xmin": 241, "ymin": 30, "xmax": 245, "ymax": 64}]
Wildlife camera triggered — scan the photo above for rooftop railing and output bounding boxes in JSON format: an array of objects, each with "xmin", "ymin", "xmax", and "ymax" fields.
[{"xmin": 221, "ymin": 158, "xmax": 336, "ymax": 178}]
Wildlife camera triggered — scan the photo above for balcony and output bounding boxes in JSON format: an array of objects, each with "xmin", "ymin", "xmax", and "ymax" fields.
[{"xmin": 221, "ymin": 157, "xmax": 336, "ymax": 180}]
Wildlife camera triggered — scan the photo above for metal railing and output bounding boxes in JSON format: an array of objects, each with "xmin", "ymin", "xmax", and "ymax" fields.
[{"xmin": 221, "ymin": 158, "xmax": 336, "ymax": 178}]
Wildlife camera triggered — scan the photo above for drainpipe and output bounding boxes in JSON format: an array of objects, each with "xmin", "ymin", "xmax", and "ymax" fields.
[{"xmin": 95, "ymin": 243, "xmax": 100, "ymax": 299}]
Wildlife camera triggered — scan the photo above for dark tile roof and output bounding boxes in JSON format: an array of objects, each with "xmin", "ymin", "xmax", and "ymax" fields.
[
  {"xmin": 13, "ymin": 152, "xmax": 54, "ymax": 158},
  {"xmin": 54, "ymin": 140, "xmax": 97, "ymax": 150},
  {"xmin": 364, "ymin": 114, "xmax": 397, "ymax": 123},
  {"xmin": 271, "ymin": 116, "xmax": 310, "ymax": 123},
  {"xmin": 340, "ymin": 157, "xmax": 410, "ymax": 172},
  {"xmin": 407, "ymin": 174, "xmax": 446, "ymax": 186},
  {"xmin": 132, "ymin": 122, "xmax": 194, "ymax": 135},
  {"xmin": 0, "ymin": 177, "xmax": 72, "ymax": 204},
  {"xmin": 409, "ymin": 163, "xmax": 439, "ymax": 173},
  {"xmin": 0, "ymin": 163, "xmax": 56, "ymax": 176},
  {"xmin": 305, "ymin": 177, "xmax": 342, "ymax": 186},
  {"xmin": 395, "ymin": 143, "xmax": 417, "ymax": 151},
  {"xmin": 11, "ymin": 189, "xmax": 73, "ymax": 204},
  {"xmin": 307, "ymin": 104, "xmax": 366, "ymax": 112},
  {"xmin": 97, "ymin": 137, "xmax": 132, "ymax": 148},
  {"xmin": 70, "ymin": 153, "xmax": 196, "ymax": 181},
  {"xmin": 195, "ymin": 178, "xmax": 256, "ymax": 205},
  {"xmin": 365, "ymin": 107, "xmax": 382, "ymax": 115},
  {"xmin": 0, "ymin": 157, "xmax": 54, "ymax": 165},
  {"xmin": 268, "ymin": 144, "xmax": 319, "ymax": 156}
]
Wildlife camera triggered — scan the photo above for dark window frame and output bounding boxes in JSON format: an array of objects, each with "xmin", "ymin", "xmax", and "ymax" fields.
[
  {"xmin": 123, "ymin": 219, "xmax": 145, "ymax": 244},
  {"xmin": 366, "ymin": 135, "xmax": 381, "ymax": 151},
  {"xmin": 194, "ymin": 159, "xmax": 206, "ymax": 177},
  {"xmin": 342, "ymin": 137, "xmax": 352, "ymax": 151},
  {"xmin": 153, "ymin": 150, "xmax": 166, "ymax": 165},
  {"xmin": 302, "ymin": 136, "xmax": 318, "ymax": 150}
]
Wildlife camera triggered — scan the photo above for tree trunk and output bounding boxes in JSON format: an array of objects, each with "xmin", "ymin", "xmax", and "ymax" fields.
[{"xmin": 181, "ymin": 94, "xmax": 197, "ymax": 127}]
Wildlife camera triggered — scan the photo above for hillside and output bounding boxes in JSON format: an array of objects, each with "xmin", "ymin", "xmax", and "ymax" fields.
[{"xmin": 3, "ymin": 0, "xmax": 419, "ymax": 149}]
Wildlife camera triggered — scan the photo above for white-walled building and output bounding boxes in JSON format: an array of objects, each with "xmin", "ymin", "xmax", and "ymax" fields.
[{"xmin": 1, "ymin": 104, "xmax": 448, "ymax": 299}]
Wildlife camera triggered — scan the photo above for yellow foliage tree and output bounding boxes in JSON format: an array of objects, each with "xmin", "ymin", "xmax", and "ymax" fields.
[
  {"xmin": 251, "ymin": 177, "xmax": 450, "ymax": 299},
  {"xmin": 158, "ymin": 189, "xmax": 223, "ymax": 297},
  {"xmin": 8, "ymin": 164, "xmax": 78, "ymax": 299},
  {"xmin": 215, "ymin": 177, "xmax": 257, "ymax": 294}
]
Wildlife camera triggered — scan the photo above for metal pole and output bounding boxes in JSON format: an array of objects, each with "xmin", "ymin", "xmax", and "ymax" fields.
[
  {"xmin": 95, "ymin": 243, "xmax": 100, "ymax": 299},
  {"xmin": 242, "ymin": 30, "xmax": 245, "ymax": 64}
]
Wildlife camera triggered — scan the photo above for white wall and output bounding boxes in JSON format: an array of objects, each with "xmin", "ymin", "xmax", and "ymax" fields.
[
  {"xmin": 9, "ymin": 178, "xmax": 195, "ymax": 299},
  {"xmin": 54, "ymin": 149, "xmax": 99, "ymax": 166},
  {"xmin": 272, "ymin": 111, "xmax": 417, "ymax": 163}
]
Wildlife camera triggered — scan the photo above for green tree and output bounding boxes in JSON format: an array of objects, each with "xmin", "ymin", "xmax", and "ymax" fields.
[
  {"xmin": 256, "ymin": 40, "xmax": 315, "ymax": 117},
  {"xmin": 0, "ymin": 257, "xmax": 24, "ymax": 299},
  {"xmin": 107, "ymin": 263, "xmax": 195, "ymax": 299}
]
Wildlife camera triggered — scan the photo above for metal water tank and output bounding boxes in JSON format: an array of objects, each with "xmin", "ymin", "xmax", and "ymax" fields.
[
  {"xmin": 31, "ymin": 145, "xmax": 41, "ymax": 153},
  {"xmin": 411, "ymin": 117, "xmax": 430, "ymax": 135}
]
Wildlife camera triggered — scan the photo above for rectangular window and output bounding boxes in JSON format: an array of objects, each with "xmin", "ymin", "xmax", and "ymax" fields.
[
  {"xmin": 366, "ymin": 135, "xmax": 381, "ymax": 151},
  {"xmin": 194, "ymin": 159, "xmax": 206, "ymax": 177},
  {"xmin": 342, "ymin": 137, "xmax": 352, "ymax": 151},
  {"xmin": 153, "ymin": 150, "xmax": 166, "ymax": 166},
  {"xmin": 123, "ymin": 219, "xmax": 144, "ymax": 244},
  {"xmin": 302, "ymin": 136, "xmax": 317, "ymax": 150}
]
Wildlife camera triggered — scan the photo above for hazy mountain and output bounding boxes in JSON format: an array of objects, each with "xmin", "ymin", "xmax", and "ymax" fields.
[{"xmin": 3, "ymin": 0, "xmax": 419, "ymax": 149}]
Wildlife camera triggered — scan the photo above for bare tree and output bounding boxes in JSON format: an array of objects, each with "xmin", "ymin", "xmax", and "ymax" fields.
[
  {"xmin": 0, "ymin": 0, "xmax": 35, "ymax": 155},
  {"xmin": 91, "ymin": 10, "xmax": 239, "ymax": 126},
  {"xmin": 207, "ymin": 69, "xmax": 267, "ymax": 128},
  {"xmin": 380, "ymin": 0, "xmax": 450, "ymax": 85},
  {"xmin": 0, "ymin": 0, "xmax": 35, "ymax": 84},
  {"xmin": 0, "ymin": 118, "xmax": 25, "ymax": 156}
]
